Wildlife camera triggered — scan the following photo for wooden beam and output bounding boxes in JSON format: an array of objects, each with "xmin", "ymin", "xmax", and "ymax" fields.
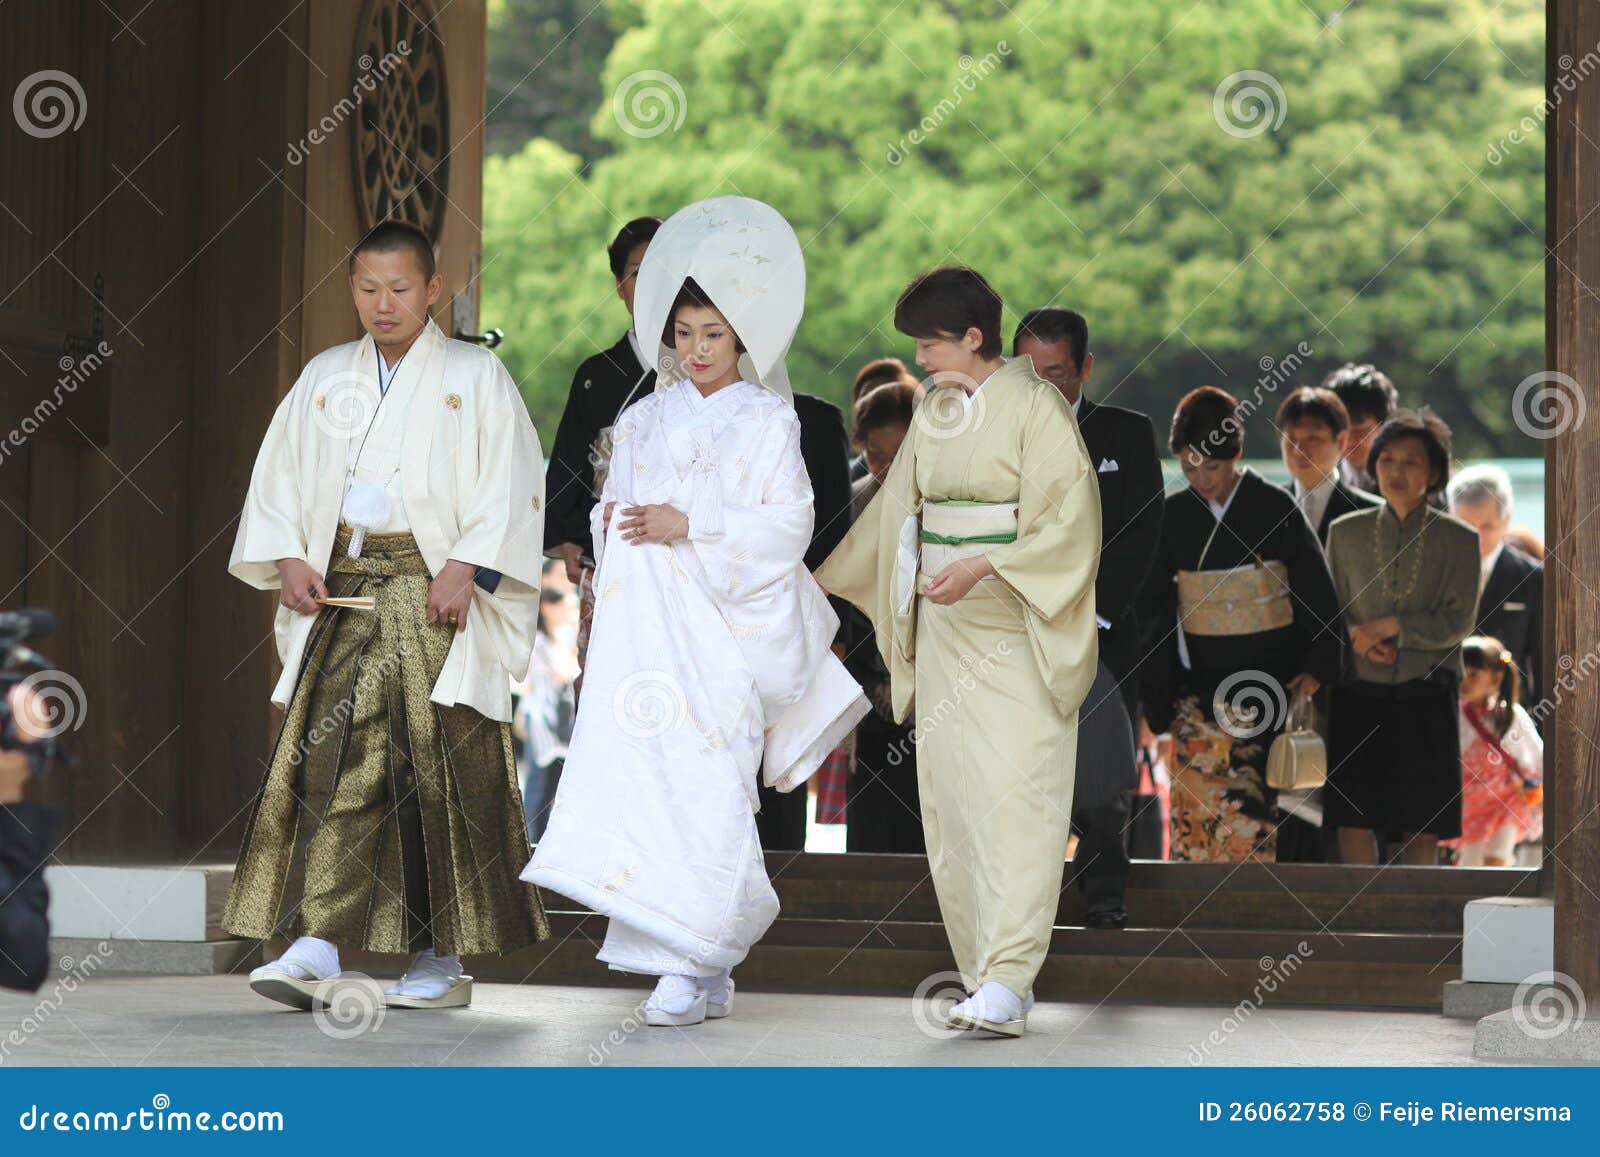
[{"xmin": 1547, "ymin": 0, "xmax": 1600, "ymax": 1003}]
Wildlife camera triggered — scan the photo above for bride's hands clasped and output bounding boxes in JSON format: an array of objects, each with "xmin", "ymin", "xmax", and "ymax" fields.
[{"xmin": 616, "ymin": 503, "xmax": 690, "ymax": 545}]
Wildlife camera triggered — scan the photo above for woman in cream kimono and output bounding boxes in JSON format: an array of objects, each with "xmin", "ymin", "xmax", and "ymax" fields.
[
  {"xmin": 817, "ymin": 267, "xmax": 1101, "ymax": 1037},
  {"xmin": 524, "ymin": 197, "xmax": 867, "ymax": 1027}
]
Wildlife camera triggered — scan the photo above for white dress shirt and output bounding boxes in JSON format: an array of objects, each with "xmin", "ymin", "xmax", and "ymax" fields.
[{"xmin": 1292, "ymin": 473, "xmax": 1338, "ymax": 537}]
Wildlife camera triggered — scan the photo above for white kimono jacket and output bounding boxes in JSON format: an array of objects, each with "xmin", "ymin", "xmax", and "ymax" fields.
[
  {"xmin": 228, "ymin": 319, "xmax": 544, "ymax": 723},
  {"xmin": 524, "ymin": 379, "xmax": 868, "ymax": 975}
]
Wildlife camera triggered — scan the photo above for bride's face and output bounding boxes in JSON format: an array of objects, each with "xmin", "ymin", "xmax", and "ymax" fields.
[{"xmin": 673, "ymin": 303, "xmax": 742, "ymax": 387}]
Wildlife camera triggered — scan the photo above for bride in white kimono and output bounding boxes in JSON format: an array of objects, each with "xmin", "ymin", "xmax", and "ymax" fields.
[{"xmin": 522, "ymin": 197, "xmax": 868, "ymax": 1026}]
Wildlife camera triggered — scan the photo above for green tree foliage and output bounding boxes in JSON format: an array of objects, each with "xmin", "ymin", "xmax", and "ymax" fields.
[{"xmin": 482, "ymin": 0, "xmax": 1544, "ymax": 456}]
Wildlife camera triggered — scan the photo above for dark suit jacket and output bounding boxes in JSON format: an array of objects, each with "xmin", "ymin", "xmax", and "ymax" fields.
[
  {"xmin": 792, "ymin": 392, "xmax": 853, "ymax": 572},
  {"xmin": 542, "ymin": 332, "xmax": 655, "ymax": 561},
  {"xmin": 1478, "ymin": 543, "xmax": 1543, "ymax": 701},
  {"xmin": 1075, "ymin": 396, "xmax": 1164, "ymax": 714},
  {"xmin": 1314, "ymin": 478, "xmax": 1381, "ymax": 546}
]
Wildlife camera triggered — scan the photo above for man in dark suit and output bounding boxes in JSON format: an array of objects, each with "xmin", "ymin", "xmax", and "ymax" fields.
[
  {"xmin": 543, "ymin": 217, "xmax": 663, "ymax": 584},
  {"xmin": 1277, "ymin": 387, "xmax": 1381, "ymax": 549},
  {"xmin": 754, "ymin": 390, "xmax": 855, "ymax": 851},
  {"xmin": 1322, "ymin": 363, "xmax": 1398, "ymax": 494},
  {"xmin": 1015, "ymin": 308, "xmax": 1163, "ymax": 929},
  {"xmin": 1273, "ymin": 387, "xmax": 1377, "ymax": 863},
  {"xmin": 1450, "ymin": 464, "xmax": 1543, "ymax": 704}
]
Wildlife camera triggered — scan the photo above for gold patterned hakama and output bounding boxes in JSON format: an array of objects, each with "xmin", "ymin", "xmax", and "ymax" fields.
[{"xmin": 223, "ymin": 529, "xmax": 549, "ymax": 955}]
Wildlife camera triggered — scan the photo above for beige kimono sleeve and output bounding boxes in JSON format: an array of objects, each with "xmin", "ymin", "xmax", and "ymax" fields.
[
  {"xmin": 814, "ymin": 420, "xmax": 924, "ymax": 722},
  {"xmin": 983, "ymin": 384, "xmax": 1103, "ymax": 716}
]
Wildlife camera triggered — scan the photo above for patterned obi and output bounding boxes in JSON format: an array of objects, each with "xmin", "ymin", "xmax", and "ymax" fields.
[
  {"xmin": 1176, "ymin": 560, "xmax": 1292, "ymax": 637},
  {"xmin": 918, "ymin": 500, "xmax": 1019, "ymax": 576}
]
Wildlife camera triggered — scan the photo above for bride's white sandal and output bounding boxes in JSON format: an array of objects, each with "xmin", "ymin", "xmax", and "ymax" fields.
[
  {"xmin": 701, "ymin": 972, "xmax": 735, "ymax": 1020},
  {"xmin": 644, "ymin": 974, "xmax": 708, "ymax": 1027}
]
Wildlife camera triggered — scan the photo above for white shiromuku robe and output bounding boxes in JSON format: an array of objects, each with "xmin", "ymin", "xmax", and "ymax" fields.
[
  {"xmin": 228, "ymin": 318, "xmax": 545, "ymax": 723},
  {"xmin": 524, "ymin": 378, "xmax": 868, "ymax": 976}
]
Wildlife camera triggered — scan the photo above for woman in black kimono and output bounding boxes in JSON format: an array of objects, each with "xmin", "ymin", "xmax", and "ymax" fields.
[{"xmin": 1140, "ymin": 387, "xmax": 1345, "ymax": 861}]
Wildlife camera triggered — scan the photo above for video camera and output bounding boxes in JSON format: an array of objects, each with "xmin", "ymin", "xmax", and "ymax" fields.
[{"xmin": 0, "ymin": 608, "xmax": 77, "ymax": 782}]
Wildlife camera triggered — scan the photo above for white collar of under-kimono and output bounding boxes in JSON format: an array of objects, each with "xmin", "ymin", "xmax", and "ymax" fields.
[
  {"xmin": 958, "ymin": 358, "xmax": 1010, "ymax": 412},
  {"xmin": 333, "ymin": 318, "xmax": 448, "ymax": 557},
  {"xmin": 1206, "ymin": 465, "xmax": 1249, "ymax": 521}
]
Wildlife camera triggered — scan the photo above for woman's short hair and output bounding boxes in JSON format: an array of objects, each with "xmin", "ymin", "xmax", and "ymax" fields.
[
  {"xmin": 851, "ymin": 356, "xmax": 918, "ymax": 402},
  {"xmin": 893, "ymin": 266, "xmax": 1003, "ymax": 359},
  {"xmin": 1368, "ymin": 410, "xmax": 1454, "ymax": 496},
  {"xmin": 851, "ymin": 381, "xmax": 923, "ymax": 444},
  {"xmin": 662, "ymin": 277, "xmax": 745, "ymax": 353},
  {"xmin": 1274, "ymin": 386, "xmax": 1350, "ymax": 436},
  {"xmin": 1170, "ymin": 385, "xmax": 1243, "ymax": 459}
]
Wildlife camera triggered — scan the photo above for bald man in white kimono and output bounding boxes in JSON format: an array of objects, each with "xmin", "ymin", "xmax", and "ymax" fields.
[{"xmin": 223, "ymin": 222, "xmax": 549, "ymax": 1011}]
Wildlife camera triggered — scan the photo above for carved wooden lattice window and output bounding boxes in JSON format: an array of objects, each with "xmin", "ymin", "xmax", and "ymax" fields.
[{"xmin": 351, "ymin": 0, "xmax": 450, "ymax": 241}]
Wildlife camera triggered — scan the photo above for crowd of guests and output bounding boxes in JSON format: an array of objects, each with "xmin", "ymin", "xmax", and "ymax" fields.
[{"xmin": 520, "ymin": 217, "xmax": 1547, "ymax": 907}]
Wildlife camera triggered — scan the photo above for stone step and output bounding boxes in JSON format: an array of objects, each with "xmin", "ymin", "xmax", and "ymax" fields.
[
  {"xmin": 48, "ymin": 936, "xmax": 263, "ymax": 976},
  {"xmin": 314, "ymin": 914, "xmax": 1460, "ymax": 1009}
]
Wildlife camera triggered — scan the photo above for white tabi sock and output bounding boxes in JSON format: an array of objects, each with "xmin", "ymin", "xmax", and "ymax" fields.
[
  {"xmin": 648, "ymin": 973, "xmax": 704, "ymax": 1016},
  {"xmin": 383, "ymin": 948, "xmax": 464, "ymax": 998},
  {"xmin": 953, "ymin": 980, "xmax": 1025, "ymax": 1024},
  {"xmin": 258, "ymin": 935, "xmax": 340, "ymax": 980},
  {"xmin": 695, "ymin": 968, "xmax": 732, "ymax": 1005}
]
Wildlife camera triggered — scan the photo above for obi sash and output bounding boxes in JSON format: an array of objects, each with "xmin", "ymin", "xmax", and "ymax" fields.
[
  {"xmin": 919, "ymin": 499, "xmax": 1019, "ymax": 574},
  {"xmin": 1176, "ymin": 560, "xmax": 1292, "ymax": 636}
]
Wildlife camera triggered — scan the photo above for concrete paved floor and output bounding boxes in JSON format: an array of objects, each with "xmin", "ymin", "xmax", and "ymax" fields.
[{"xmin": 0, "ymin": 975, "xmax": 1494, "ymax": 1066}]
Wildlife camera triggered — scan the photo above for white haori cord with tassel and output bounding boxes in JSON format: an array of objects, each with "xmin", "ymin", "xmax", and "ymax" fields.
[{"xmin": 340, "ymin": 472, "xmax": 393, "ymax": 559}]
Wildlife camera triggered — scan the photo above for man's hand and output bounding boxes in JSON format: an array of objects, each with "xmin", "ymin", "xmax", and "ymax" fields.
[
  {"xmin": 276, "ymin": 558, "xmax": 327, "ymax": 615},
  {"xmin": 922, "ymin": 556, "xmax": 995, "ymax": 605},
  {"xmin": 560, "ymin": 541, "xmax": 583, "ymax": 585},
  {"xmin": 617, "ymin": 504, "xmax": 689, "ymax": 545},
  {"xmin": 428, "ymin": 559, "xmax": 477, "ymax": 632}
]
